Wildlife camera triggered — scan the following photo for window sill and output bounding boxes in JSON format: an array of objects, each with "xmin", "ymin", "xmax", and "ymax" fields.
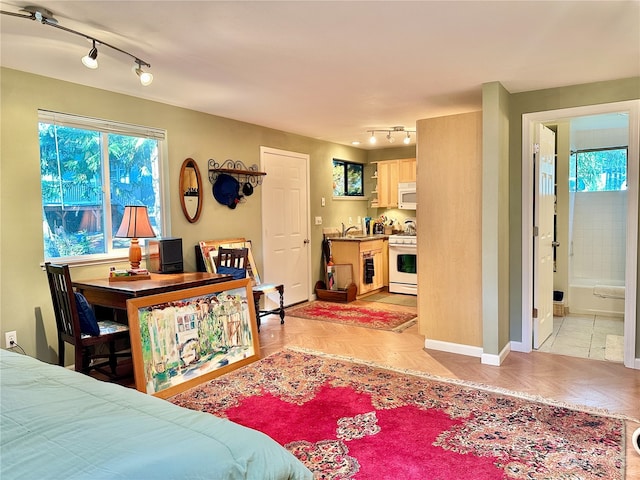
[
  {"xmin": 332, "ymin": 196, "xmax": 369, "ymax": 202},
  {"xmin": 40, "ymin": 252, "xmax": 130, "ymax": 270}
]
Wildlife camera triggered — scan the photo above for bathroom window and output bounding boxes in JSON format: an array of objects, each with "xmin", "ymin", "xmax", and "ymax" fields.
[
  {"xmin": 39, "ymin": 110, "xmax": 167, "ymax": 262},
  {"xmin": 569, "ymin": 146, "xmax": 627, "ymax": 192},
  {"xmin": 333, "ymin": 159, "xmax": 363, "ymax": 197}
]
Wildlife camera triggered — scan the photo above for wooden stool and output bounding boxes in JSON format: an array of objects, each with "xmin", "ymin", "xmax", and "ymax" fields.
[{"xmin": 252, "ymin": 283, "xmax": 285, "ymax": 331}]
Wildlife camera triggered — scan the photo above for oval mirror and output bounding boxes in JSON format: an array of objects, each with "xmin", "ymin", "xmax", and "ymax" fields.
[{"xmin": 179, "ymin": 158, "xmax": 203, "ymax": 223}]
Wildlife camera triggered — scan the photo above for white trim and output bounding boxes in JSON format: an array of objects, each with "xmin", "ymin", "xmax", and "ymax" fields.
[
  {"xmin": 521, "ymin": 100, "xmax": 639, "ymax": 370},
  {"xmin": 424, "ymin": 338, "xmax": 483, "ymax": 358},
  {"xmin": 38, "ymin": 110, "xmax": 166, "ymax": 139},
  {"xmin": 510, "ymin": 340, "xmax": 529, "ymax": 353},
  {"xmin": 481, "ymin": 342, "xmax": 511, "ymax": 366}
]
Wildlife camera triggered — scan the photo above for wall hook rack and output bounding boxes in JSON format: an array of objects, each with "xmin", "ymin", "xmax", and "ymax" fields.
[{"xmin": 208, "ymin": 159, "xmax": 266, "ymax": 186}]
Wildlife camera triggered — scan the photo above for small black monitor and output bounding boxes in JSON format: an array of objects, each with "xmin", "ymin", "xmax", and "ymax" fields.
[{"xmin": 146, "ymin": 238, "xmax": 183, "ymax": 273}]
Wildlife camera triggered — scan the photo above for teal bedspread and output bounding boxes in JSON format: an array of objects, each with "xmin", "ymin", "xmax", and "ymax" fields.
[{"xmin": 0, "ymin": 350, "xmax": 312, "ymax": 479}]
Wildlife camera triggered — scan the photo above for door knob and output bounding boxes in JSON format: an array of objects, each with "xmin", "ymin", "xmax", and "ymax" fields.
[
  {"xmin": 303, "ymin": 239, "xmax": 310, "ymax": 244},
  {"xmin": 552, "ymin": 241, "xmax": 560, "ymax": 247}
]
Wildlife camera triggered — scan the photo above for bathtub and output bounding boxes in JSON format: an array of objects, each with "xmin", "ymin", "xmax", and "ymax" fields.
[{"xmin": 568, "ymin": 279, "xmax": 625, "ymax": 317}]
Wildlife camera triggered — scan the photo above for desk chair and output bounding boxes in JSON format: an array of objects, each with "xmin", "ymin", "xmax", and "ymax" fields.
[
  {"xmin": 216, "ymin": 248, "xmax": 285, "ymax": 331},
  {"xmin": 45, "ymin": 263, "xmax": 131, "ymax": 378}
]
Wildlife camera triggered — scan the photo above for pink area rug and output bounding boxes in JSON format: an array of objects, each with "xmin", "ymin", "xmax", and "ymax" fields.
[
  {"xmin": 286, "ymin": 300, "xmax": 416, "ymax": 332},
  {"xmin": 169, "ymin": 348, "xmax": 626, "ymax": 480}
]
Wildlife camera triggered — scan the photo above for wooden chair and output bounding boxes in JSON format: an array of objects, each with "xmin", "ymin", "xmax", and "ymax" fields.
[
  {"xmin": 45, "ymin": 263, "xmax": 131, "ymax": 378},
  {"xmin": 216, "ymin": 247, "xmax": 249, "ymax": 272},
  {"xmin": 216, "ymin": 247, "xmax": 285, "ymax": 331}
]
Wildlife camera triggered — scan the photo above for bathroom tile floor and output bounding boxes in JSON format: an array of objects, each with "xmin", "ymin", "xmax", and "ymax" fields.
[{"xmin": 538, "ymin": 314, "xmax": 625, "ymax": 362}]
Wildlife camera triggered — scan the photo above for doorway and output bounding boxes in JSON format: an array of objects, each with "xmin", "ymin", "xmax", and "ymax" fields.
[
  {"xmin": 521, "ymin": 100, "xmax": 640, "ymax": 369},
  {"xmin": 260, "ymin": 146, "xmax": 311, "ymax": 306}
]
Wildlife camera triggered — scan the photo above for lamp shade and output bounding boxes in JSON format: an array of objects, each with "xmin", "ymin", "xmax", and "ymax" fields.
[{"xmin": 115, "ymin": 206, "xmax": 156, "ymax": 238}]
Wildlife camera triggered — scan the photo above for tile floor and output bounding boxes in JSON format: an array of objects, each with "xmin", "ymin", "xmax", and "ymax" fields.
[{"xmin": 537, "ymin": 314, "xmax": 625, "ymax": 362}]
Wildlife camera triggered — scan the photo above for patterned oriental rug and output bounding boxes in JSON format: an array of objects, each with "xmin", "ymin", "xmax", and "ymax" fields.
[
  {"xmin": 169, "ymin": 348, "xmax": 627, "ymax": 480},
  {"xmin": 286, "ymin": 301, "xmax": 417, "ymax": 332}
]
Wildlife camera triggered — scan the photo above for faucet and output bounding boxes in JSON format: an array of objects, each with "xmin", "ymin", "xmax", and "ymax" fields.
[{"xmin": 341, "ymin": 223, "xmax": 358, "ymax": 236}]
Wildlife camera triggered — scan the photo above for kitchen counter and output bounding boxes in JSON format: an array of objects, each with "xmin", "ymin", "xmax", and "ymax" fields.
[
  {"xmin": 329, "ymin": 235, "xmax": 389, "ymax": 298},
  {"xmin": 330, "ymin": 234, "xmax": 388, "ymax": 242}
]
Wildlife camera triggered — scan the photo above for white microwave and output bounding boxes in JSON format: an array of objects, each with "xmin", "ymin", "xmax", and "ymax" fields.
[{"xmin": 398, "ymin": 182, "xmax": 417, "ymax": 210}]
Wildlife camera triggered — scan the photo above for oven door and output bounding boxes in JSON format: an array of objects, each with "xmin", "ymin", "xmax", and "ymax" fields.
[{"xmin": 388, "ymin": 244, "xmax": 417, "ymax": 294}]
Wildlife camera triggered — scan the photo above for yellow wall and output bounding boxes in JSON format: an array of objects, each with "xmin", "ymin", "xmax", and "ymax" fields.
[
  {"xmin": 417, "ymin": 112, "xmax": 483, "ymax": 347},
  {"xmin": 0, "ymin": 67, "xmax": 368, "ymax": 362}
]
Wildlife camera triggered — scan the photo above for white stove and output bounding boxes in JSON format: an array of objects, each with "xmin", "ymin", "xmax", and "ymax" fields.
[
  {"xmin": 388, "ymin": 233, "xmax": 417, "ymax": 246},
  {"xmin": 388, "ymin": 224, "xmax": 417, "ymax": 295}
]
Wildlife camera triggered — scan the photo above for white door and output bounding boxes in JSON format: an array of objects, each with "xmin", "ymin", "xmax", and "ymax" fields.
[
  {"xmin": 260, "ymin": 147, "xmax": 310, "ymax": 306},
  {"xmin": 533, "ymin": 124, "xmax": 556, "ymax": 348}
]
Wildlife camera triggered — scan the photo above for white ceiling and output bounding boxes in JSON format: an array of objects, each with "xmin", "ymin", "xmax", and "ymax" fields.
[{"xmin": 1, "ymin": 1, "xmax": 638, "ymax": 149}]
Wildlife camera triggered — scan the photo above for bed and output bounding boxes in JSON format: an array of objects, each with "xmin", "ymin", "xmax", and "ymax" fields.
[{"xmin": 0, "ymin": 349, "xmax": 312, "ymax": 479}]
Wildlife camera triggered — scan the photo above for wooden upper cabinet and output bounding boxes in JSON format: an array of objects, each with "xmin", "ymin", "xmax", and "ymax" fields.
[
  {"xmin": 374, "ymin": 158, "xmax": 415, "ymax": 208},
  {"xmin": 376, "ymin": 160, "xmax": 399, "ymax": 208},
  {"xmin": 398, "ymin": 158, "xmax": 417, "ymax": 183}
]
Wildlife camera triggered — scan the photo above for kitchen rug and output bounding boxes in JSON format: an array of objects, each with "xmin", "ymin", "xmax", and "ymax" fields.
[
  {"xmin": 286, "ymin": 300, "xmax": 416, "ymax": 332},
  {"xmin": 170, "ymin": 348, "xmax": 627, "ymax": 480}
]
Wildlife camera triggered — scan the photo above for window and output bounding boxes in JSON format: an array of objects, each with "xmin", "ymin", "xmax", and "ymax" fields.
[
  {"xmin": 332, "ymin": 159, "xmax": 363, "ymax": 197},
  {"xmin": 39, "ymin": 110, "xmax": 166, "ymax": 262},
  {"xmin": 569, "ymin": 146, "xmax": 627, "ymax": 192}
]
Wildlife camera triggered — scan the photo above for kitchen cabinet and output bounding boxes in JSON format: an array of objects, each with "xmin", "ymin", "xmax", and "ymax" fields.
[
  {"xmin": 330, "ymin": 238, "xmax": 386, "ymax": 297},
  {"xmin": 373, "ymin": 158, "xmax": 416, "ymax": 208},
  {"xmin": 398, "ymin": 158, "xmax": 416, "ymax": 183},
  {"xmin": 375, "ymin": 161, "xmax": 399, "ymax": 208}
]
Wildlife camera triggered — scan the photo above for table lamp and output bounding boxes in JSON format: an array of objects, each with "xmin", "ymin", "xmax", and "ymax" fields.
[{"xmin": 115, "ymin": 205, "xmax": 156, "ymax": 270}]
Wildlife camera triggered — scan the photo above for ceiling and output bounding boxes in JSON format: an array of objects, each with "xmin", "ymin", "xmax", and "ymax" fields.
[{"xmin": 1, "ymin": 1, "xmax": 638, "ymax": 149}]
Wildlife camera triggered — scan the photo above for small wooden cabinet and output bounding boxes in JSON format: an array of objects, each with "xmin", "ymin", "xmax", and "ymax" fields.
[
  {"xmin": 330, "ymin": 238, "xmax": 386, "ymax": 297},
  {"xmin": 398, "ymin": 158, "xmax": 417, "ymax": 183},
  {"xmin": 373, "ymin": 158, "xmax": 416, "ymax": 208}
]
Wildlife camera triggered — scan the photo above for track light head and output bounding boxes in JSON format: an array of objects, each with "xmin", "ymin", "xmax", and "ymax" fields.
[
  {"xmin": 403, "ymin": 132, "xmax": 411, "ymax": 144},
  {"xmin": 81, "ymin": 40, "xmax": 98, "ymax": 69},
  {"xmin": 369, "ymin": 132, "xmax": 377, "ymax": 144},
  {"xmin": 386, "ymin": 132, "xmax": 395, "ymax": 143},
  {"xmin": 134, "ymin": 60, "xmax": 153, "ymax": 86}
]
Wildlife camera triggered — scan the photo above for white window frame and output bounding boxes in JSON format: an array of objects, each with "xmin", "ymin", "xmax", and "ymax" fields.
[{"xmin": 38, "ymin": 110, "xmax": 170, "ymax": 266}]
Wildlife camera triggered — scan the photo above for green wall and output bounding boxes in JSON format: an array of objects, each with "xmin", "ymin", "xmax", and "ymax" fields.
[
  {"xmin": 507, "ymin": 77, "xmax": 640, "ymax": 352},
  {"xmin": 0, "ymin": 67, "xmax": 369, "ymax": 362}
]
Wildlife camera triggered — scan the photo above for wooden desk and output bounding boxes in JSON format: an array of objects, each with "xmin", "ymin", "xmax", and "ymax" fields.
[{"xmin": 73, "ymin": 272, "xmax": 231, "ymax": 311}]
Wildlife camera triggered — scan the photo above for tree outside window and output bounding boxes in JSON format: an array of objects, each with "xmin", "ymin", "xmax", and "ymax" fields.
[
  {"xmin": 569, "ymin": 147, "xmax": 627, "ymax": 192},
  {"xmin": 39, "ymin": 112, "xmax": 165, "ymax": 260},
  {"xmin": 333, "ymin": 159, "xmax": 363, "ymax": 197}
]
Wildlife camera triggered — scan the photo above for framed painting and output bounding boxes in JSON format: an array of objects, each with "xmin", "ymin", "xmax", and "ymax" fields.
[{"xmin": 126, "ymin": 278, "xmax": 260, "ymax": 398}]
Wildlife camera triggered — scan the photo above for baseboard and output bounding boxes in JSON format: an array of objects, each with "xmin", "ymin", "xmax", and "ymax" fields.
[
  {"xmin": 424, "ymin": 338, "xmax": 483, "ymax": 358},
  {"xmin": 481, "ymin": 343, "xmax": 511, "ymax": 366},
  {"xmin": 510, "ymin": 340, "xmax": 530, "ymax": 353}
]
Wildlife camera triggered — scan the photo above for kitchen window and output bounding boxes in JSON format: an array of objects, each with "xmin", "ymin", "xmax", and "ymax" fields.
[
  {"xmin": 332, "ymin": 159, "xmax": 363, "ymax": 197},
  {"xmin": 39, "ymin": 110, "xmax": 167, "ymax": 263}
]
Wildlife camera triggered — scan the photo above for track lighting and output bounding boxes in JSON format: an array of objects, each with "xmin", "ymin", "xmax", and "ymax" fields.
[
  {"xmin": 1, "ymin": 5, "xmax": 154, "ymax": 86},
  {"xmin": 81, "ymin": 40, "xmax": 98, "ymax": 69},
  {"xmin": 134, "ymin": 60, "xmax": 154, "ymax": 86},
  {"xmin": 366, "ymin": 126, "xmax": 416, "ymax": 145}
]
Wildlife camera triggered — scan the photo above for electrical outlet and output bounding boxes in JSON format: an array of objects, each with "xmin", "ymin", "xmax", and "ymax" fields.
[
  {"xmin": 5, "ymin": 331, "xmax": 17, "ymax": 348},
  {"xmin": 315, "ymin": 216, "xmax": 322, "ymax": 225}
]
